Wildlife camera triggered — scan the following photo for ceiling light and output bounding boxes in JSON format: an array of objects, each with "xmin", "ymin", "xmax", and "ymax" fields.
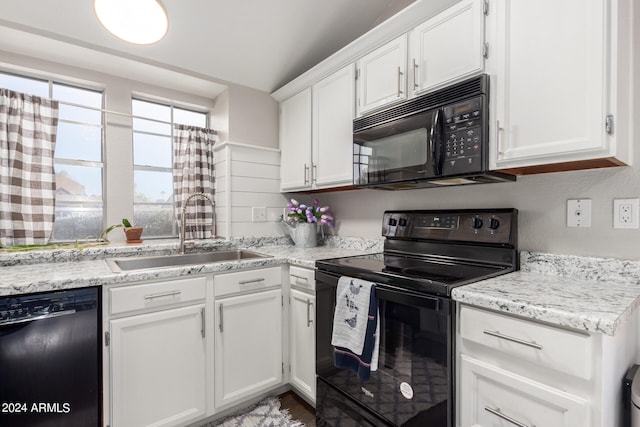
[{"xmin": 94, "ymin": 0, "xmax": 169, "ymax": 45}]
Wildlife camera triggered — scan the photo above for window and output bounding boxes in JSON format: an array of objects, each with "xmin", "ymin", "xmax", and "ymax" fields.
[
  {"xmin": 131, "ymin": 98, "xmax": 208, "ymax": 238},
  {"xmin": 0, "ymin": 72, "xmax": 104, "ymax": 242}
]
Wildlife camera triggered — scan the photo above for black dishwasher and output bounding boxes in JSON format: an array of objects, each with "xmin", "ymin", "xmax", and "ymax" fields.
[{"xmin": 0, "ymin": 287, "xmax": 102, "ymax": 427}]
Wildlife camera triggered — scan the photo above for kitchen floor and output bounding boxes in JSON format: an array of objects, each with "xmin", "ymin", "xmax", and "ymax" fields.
[{"xmin": 279, "ymin": 391, "xmax": 316, "ymax": 426}]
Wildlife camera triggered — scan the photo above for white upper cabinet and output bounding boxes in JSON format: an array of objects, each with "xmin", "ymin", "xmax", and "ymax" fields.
[
  {"xmin": 312, "ymin": 64, "xmax": 355, "ymax": 188},
  {"xmin": 356, "ymin": 34, "xmax": 408, "ymax": 116},
  {"xmin": 411, "ymin": 0, "xmax": 486, "ymax": 94},
  {"xmin": 279, "ymin": 65, "xmax": 354, "ymax": 192},
  {"xmin": 279, "ymin": 88, "xmax": 312, "ymax": 191},
  {"xmin": 488, "ymin": 0, "xmax": 633, "ymax": 173}
]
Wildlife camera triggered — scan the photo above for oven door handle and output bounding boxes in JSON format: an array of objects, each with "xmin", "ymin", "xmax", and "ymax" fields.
[{"xmin": 375, "ymin": 286, "xmax": 441, "ymax": 311}]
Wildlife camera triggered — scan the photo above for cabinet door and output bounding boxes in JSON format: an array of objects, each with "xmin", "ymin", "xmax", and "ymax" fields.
[
  {"xmin": 312, "ymin": 64, "xmax": 355, "ymax": 189},
  {"xmin": 290, "ymin": 289, "xmax": 316, "ymax": 402},
  {"xmin": 459, "ymin": 354, "xmax": 589, "ymax": 427},
  {"xmin": 214, "ymin": 289, "xmax": 283, "ymax": 409},
  {"xmin": 110, "ymin": 304, "xmax": 206, "ymax": 427},
  {"xmin": 280, "ymin": 88, "xmax": 312, "ymax": 191},
  {"xmin": 489, "ymin": 0, "xmax": 609, "ymax": 170},
  {"xmin": 356, "ymin": 34, "xmax": 408, "ymax": 116},
  {"xmin": 411, "ymin": 0, "xmax": 485, "ymax": 94}
]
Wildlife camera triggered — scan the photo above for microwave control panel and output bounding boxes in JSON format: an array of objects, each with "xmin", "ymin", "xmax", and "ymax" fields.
[{"xmin": 442, "ymin": 96, "xmax": 484, "ymax": 175}]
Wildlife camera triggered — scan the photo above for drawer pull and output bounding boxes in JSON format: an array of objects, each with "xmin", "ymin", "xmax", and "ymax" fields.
[
  {"xmin": 483, "ymin": 329, "xmax": 543, "ymax": 350},
  {"xmin": 238, "ymin": 278, "xmax": 265, "ymax": 286},
  {"xmin": 291, "ymin": 274, "xmax": 309, "ymax": 283},
  {"xmin": 144, "ymin": 290, "xmax": 182, "ymax": 300},
  {"xmin": 485, "ymin": 406, "xmax": 532, "ymax": 427}
]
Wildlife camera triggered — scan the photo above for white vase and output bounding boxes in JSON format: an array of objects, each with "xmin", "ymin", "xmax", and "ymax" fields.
[{"xmin": 292, "ymin": 223, "xmax": 317, "ymax": 248}]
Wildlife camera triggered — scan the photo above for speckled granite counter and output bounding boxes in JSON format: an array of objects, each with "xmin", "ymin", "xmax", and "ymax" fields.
[
  {"xmin": 452, "ymin": 251, "xmax": 640, "ymax": 336},
  {"xmin": 0, "ymin": 236, "xmax": 383, "ymax": 297}
]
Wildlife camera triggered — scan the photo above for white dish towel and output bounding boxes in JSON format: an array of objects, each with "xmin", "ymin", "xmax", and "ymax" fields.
[{"xmin": 331, "ymin": 276, "xmax": 376, "ymax": 355}]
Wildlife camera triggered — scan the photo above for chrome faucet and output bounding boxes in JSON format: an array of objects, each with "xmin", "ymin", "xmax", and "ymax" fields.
[{"xmin": 180, "ymin": 192, "xmax": 216, "ymax": 254}]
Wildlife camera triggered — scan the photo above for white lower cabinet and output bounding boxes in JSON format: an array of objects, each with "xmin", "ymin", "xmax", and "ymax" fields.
[
  {"xmin": 213, "ymin": 268, "xmax": 283, "ymax": 409},
  {"xmin": 460, "ymin": 354, "xmax": 589, "ymax": 427},
  {"xmin": 108, "ymin": 277, "xmax": 208, "ymax": 427},
  {"xmin": 457, "ymin": 303, "xmax": 639, "ymax": 427},
  {"xmin": 288, "ymin": 266, "xmax": 316, "ymax": 403}
]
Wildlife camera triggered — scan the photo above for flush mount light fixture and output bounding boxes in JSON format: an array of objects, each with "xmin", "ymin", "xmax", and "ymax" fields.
[{"xmin": 94, "ymin": 0, "xmax": 169, "ymax": 45}]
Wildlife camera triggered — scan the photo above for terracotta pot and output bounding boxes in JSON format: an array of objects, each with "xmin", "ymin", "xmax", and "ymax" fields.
[{"xmin": 124, "ymin": 226, "xmax": 144, "ymax": 243}]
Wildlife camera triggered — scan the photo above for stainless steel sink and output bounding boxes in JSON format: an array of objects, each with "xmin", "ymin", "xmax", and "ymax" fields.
[{"xmin": 106, "ymin": 250, "xmax": 271, "ymax": 273}]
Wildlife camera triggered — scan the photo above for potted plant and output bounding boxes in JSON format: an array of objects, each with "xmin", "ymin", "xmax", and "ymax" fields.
[{"xmin": 121, "ymin": 218, "xmax": 143, "ymax": 243}]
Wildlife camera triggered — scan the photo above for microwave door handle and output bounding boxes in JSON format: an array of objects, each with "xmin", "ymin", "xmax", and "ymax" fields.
[{"xmin": 430, "ymin": 109, "xmax": 443, "ymax": 175}]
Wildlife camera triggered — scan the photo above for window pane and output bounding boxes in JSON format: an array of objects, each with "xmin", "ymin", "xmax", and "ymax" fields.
[
  {"xmin": 53, "ymin": 203, "xmax": 103, "ymax": 242},
  {"xmin": 134, "ymin": 170, "xmax": 173, "ymax": 203},
  {"xmin": 134, "ymin": 133, "xmax": 171, "ymax": 167},
  {"xmin": 0, "ymin": 72, "xmax": 48, "ymax": 97},
  {"xmin": 58, "ymin": 104, "xmax": 102, "ymax": 124},
  {"xmin": 56, "ymin": 122, "xmax": 102, "ymax": 161},
  {"xmin": 132, "ymin": 99, "xmax": 171, "ymax": 121},
  {"xmin": 134, "ymin": 204, "xmax": 175, "ymax": 237},
  {"xmin": 132, "ymin": 117, "xmax": 171, "ymax": 135},
  {"xmin": 55, "ymin": 164, "xmax": 103, "ymax": 200},
  {"xmin": 52, "ymin": 84, "xmax": 102, "ymax": 108},
  {"xmin": 174, "ymin": 108, "xmax": 207, "ymax": 127}
]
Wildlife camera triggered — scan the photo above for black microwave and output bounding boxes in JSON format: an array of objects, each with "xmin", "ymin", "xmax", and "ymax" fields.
[{"xmin": 353, "ymin": 74, "xmax": 515, "ymax": 189}]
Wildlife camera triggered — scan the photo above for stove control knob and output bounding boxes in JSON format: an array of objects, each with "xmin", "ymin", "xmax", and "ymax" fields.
[
  {"xmin": 398, "ymin": 218, "xmax": 407, "ymax": 227},
  {"xmin": 472, "ymin": 216, "xmax": 484, "ymax": 229},
  {"xmin": 489, "ymin": 218, "xmax": 501, "ymax": 230},
  {"xmin": 388, "ymin": 218, "xmax": 398, "ymax": 226}
]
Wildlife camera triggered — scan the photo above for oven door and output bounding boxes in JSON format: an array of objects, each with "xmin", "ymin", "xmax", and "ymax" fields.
[
  {"xmin": 316, "ymin": 270, "xmax": 452, "ymax": 427},
  {"xmin": 353, "ymin": 108, "xmax": 443, "ymax": 186}
]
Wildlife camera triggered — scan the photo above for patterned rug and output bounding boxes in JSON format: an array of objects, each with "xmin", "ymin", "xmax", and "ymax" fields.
[{"xmin": 201, "ymin": 397, "xmax": 305, "ymax": 427}]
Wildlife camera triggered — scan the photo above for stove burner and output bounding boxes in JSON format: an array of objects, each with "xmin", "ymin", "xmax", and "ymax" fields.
[{"xmin": 393, "ymin": 267, "xmax": 466, "ymax": 282}]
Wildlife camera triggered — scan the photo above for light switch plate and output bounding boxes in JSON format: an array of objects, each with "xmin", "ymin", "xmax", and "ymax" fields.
[
  {"xmin": 252, "ymin": 207, "xmax": 266, "ymax": 222},
  {"xmin": 567, "ymin": 199, "xmax": 591, "ymax": 228}
]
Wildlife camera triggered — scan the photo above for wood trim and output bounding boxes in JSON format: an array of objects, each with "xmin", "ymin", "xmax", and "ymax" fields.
[{"xmin": 497, "ymin": 157, "xmax": 628, "ymax": 175}]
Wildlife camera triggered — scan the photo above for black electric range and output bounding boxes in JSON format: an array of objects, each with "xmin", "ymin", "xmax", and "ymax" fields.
[{"xmin": 315, "ymin": 209, "xmax": 518, "ymax": 427}]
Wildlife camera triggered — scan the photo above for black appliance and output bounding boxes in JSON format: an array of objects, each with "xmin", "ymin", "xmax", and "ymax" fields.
[
  {"xmin": 353, "ymin": 74, "xmax": 515, "ymax": 189},
  {"xmin": 315, "ymin": 209, "xmax": 518, "ymax": 426},
  {"xmin": 0, "ymin": 287, "xmax": 102, "ymax": 427}
]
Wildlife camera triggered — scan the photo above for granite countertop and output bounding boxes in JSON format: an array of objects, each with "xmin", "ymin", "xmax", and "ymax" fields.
[
  {"xmin": 452, "ymin": 251, "xmax": 640, "ymax": 336},
  {"xmin": 2, "ymin": 237, "xmax": 640, "ymax": 337},
  {"xmin": 0, "ymin": 236, "xmax": 382, "ymax": 297}
]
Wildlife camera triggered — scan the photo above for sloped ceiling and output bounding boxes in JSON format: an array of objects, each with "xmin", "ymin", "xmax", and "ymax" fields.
[{"xmin": 0, "ymin": 0, "xmax": 431, "ymax": 94}]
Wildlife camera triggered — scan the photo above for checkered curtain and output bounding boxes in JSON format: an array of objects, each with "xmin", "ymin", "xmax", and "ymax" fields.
[
  {"xmin": 0, "ymin": 89, "xmax": 59, "ymax": 246},
  {"xmin": 173, "ymin": 125, "xmax": 217, "ymax": 240}
]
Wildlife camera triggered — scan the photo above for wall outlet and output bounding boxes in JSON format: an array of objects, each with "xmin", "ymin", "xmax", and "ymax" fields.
[
  {"xmin": 567, "ymin": 199, "xmax": 591, "ymax": 228},
  {"xmin": 252, "ymin": 207, "xmax": 266, "ymax": 222},
  {"xmin": 613, "ymin": 199, "xmax": 639, "ymax": 229}
]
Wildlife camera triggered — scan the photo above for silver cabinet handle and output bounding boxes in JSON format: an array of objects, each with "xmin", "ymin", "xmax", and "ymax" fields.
[
  {"xmin": 483, "ymin": 329, "xmax": 543, "ymax": 350},
  {"xmin": 291, "ymin": 274, "xmax": 309, "ymax": 284},
  {"xmin": 496, "ymin": 119, "xmax": 504, "ymax": 158},
  {"xmin": 312, "ymin": 163, "xmax": 317, "ymax": 183},
  {"xmin": 144, "ymin": 290, "xmax": 181, "ymax": 300},
  {"xmin": 397, "ymin": 66, "xmax": 404, "ymax": 97},
  {"xmin": 219, "ymin": 303, "xmax": 223, "ymax": 333},
  {"xmin": 238, "ymin": 278, "xmax": 265, "ymax": 286},
  {"xmin": 306, "ymin": 299, "xmax": 313, "ymax": 327},
  {"xmin": 485, "ymin": 406, "xmax": 532, "ymax": 427},
  {"xmin": 304, "ymin": 164, "xmax": 310, "ymax": 185},
  {"xmin": 201, "ymin": 307, "xmax": 205, "ymax": 338},
  {"xmin": 412, "ymin": 58, "xmax": 418, "ymax": 90}
]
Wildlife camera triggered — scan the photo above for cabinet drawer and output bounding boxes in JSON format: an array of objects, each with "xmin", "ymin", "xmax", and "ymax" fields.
[
  {"xmin": 459, "ymin": 354, "xmax": 589, "ymax": 427},
  {"xmin": 459, "ymin": 305, "xmax": 592, "ymax": 379},
  {"xmin": 214, "ymin": 267, "xmax": 281, "ymax": 297},
  {"xmin": 110, "ymin": 276, "xmax": 207, "ymax": 315},
  {"xmin": 289, "ymin": 266, "xmax": 315, "ymax": 291}
]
